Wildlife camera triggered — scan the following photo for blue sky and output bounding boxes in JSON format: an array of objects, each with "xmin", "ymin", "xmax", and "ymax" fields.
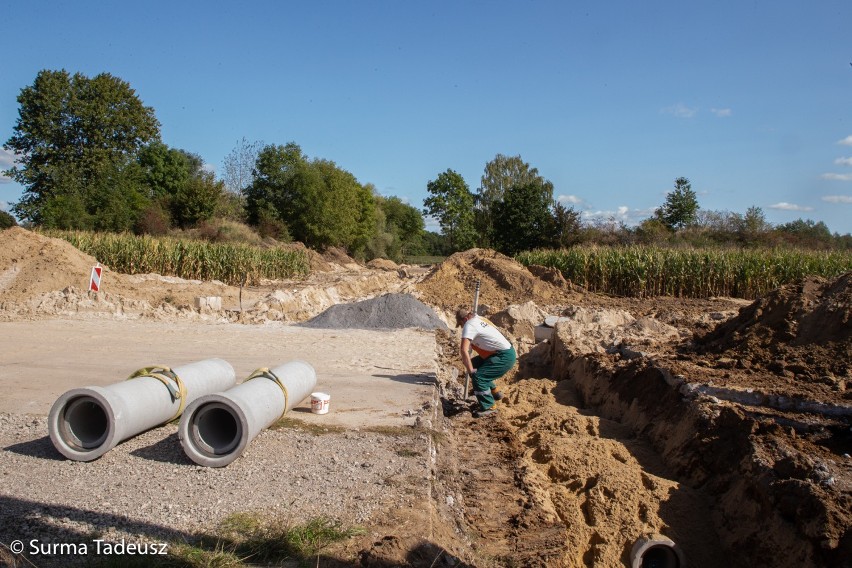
[{"xmin": 2, "ymin": 1, "xmax": 851, "ymax": 234}]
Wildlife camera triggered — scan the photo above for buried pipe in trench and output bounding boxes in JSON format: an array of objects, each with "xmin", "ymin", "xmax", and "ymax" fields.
[
  {"xmin": 631, "ymin": 535, "xmax": 686, "ymax": 568},
  {"xmin": 179, "ymin": 360, "xmax": 316, "ymax": 467},
  {"xmin": 48, "ymin": 359, "xmax": 237, "ymax": 461}
]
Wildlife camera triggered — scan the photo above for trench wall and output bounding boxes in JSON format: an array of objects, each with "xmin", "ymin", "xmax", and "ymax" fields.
[{"xmin": 550, "ymin": 331, "xmax": 842, "ymax": 568}]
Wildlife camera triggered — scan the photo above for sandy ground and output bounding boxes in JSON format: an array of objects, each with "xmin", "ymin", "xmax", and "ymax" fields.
[
  {"xmin": 1, "ymin": 229, "xmax": 850, "ymax": 568},
  {"xmin": 0, "ymin": 319, "xmax": 437, "ymax": 428}
]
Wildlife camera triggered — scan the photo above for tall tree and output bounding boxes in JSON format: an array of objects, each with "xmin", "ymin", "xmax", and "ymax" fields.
[
  {"xmin": 492, "ymin": 180, "xmax": 555, "ymax": 255},
  {"xmin": 379, "ymin": 195, "xmax": 425, "ymax": 257},
  {"xmin": 477, "ymin": 154, "xmax": 554, "ymax": 244},
  {"xmin": 655, "ymin": 177, "xmax": 699, "ymax": 230},
  {"xmin": 5, "ymin": 69, "xmax": 160, "ymax": 226},
  {"xmin": 222, "ymin": 137, "xmax": 263, "ymax": 198},
  {"xmin": 246, "ymin": 143, "xmax": 375, "ymax": 249},
  {"xmin": 423, "ymin": 169, "xmax": 477, "ymax": 252},
  {"xmin": 549, "ymin": 202, "xmax": 582, "ymax": 248}
]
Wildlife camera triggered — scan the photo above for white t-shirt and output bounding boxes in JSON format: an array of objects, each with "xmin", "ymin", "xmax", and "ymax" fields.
[{"xmin": 461, "ymin": 316, "xmax": 512, "ymax": 355}]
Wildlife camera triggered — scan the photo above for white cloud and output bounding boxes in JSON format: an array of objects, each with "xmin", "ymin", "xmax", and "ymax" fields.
[
  {"xmin": 821, "ymin": 173, "xmax": 852, "ymax": 181},
  {"xmin": 0, "ymin": 148, "xmax": 19, "ymax": 183},
  {"xmin": 822, "ymin": 195, "xmax": 852, "ymax": 204},
  {"xmin": 202, "ymin": 162, "xmax": 216, "ymax": 175},
  {"xmin": 834, "ymin": 157, "xmax": 852, "ymax": 166},
  {"xmin": 710, "ymin": 108, "xmax": 732, "ymax": 117},
  {"xmin": 0, "ymin": 201, "xmax": 7, "ymax": 212},
  {"xmin": 581, "ymin": 206, "xmax": 656, "ymax": 226},
  {"xmin": 556, "ymin": 194, "xmax": 583, "ymax": 205},
  {"xmin": 838, "ymin": 136, "xmax": 852, "ymax": 146},
  {"xmin": 769, "ymin": 202, "xmax": 813, "ymax": 212},
  {"xmin": 661, "ymin": 103, "xmax": 697, "ymax": 118}
]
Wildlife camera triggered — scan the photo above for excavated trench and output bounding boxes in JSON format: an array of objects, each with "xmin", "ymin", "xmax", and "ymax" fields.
[{"xmin": 429, "ymin": 315, "xmax": 850, "ymax": 568}]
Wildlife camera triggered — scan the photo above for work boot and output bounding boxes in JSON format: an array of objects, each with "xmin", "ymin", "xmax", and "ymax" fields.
[{"xmin": 472, "ymin": 407, "xmax": 498, "ymax": 418}]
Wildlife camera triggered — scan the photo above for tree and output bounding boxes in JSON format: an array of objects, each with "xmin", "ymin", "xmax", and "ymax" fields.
[
  {"xmin": 491, "ymin": 180, "xmax": 555, "ymax": 255},
  {"xmin": 170, "ymin": 169, "xmax": 225, "ymax": 228},
  {"xmin": 549, "ymin": 202, "xmax": 582, "ymax": 248},
  {"xmin": 246, "ymin": 143, "xmax": 375, "ymax": 250},
  {"xmin": 477, "ymin": 154, "xmax": 554, "ymax": 244},
  {"xmin": 0, "ymin": 210, "xmax": 17, "ymax": 229},
  {"xmin": 378, "ymin": 195, "xmax": 425, "ymax": 257},
  {"xmin": 655, "ymin": 177, "xmax": 699, "ymax": 230},
  {"xmin": 222, "ymin": 137, "xmax": 263, "ymax": 199},
  {"xmin": 423, "ymin": 169, "xmax": 477, "ymax": 252},
  {"xmin": 5, "ymin": 69, "xmax": 160, "ymax": 226}
]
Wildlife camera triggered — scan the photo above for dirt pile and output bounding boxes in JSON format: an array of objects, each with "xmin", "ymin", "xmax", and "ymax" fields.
[
  {"xmin": 0, "ymin": 227, "xmax": 105, "ymax": 304},
  {"xmin": 299, "ymin": 293, "xmax": 448, "ymax": 330},
  {"xmin": 695, "ymin": 272, "xmax": 852, "ymax": 383},
  {"xmin": 415, "ymin": 248, "xmax": 583, "ymax": 311}
]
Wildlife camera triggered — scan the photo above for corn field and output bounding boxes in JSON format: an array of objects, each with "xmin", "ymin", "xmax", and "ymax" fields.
[
  {"xmin": 518, "ymin": 246, "xmax": 852, "ymax": 299},
  {"xmin": 48, "ymin": 231, "xmax": 311, "ymax": 286}
]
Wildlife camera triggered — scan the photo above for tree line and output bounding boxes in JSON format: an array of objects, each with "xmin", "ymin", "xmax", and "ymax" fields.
[{"xmin": 3, "ymin": 70, "xmax": 850, "ymax": 258}]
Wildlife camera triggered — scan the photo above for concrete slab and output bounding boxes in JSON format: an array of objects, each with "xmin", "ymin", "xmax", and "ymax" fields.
[{"xmin": 0, "ymin": 319, "xmax": 438, "ymax": 429}]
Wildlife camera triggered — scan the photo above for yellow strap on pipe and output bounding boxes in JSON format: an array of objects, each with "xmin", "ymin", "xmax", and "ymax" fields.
[
  {"xmin": 246, "ymin": 367, "xmax": 289, "ymax": 419},
  {"xmin": 127, "ymin": 365, "xmax": 188, "ymax": 421}
]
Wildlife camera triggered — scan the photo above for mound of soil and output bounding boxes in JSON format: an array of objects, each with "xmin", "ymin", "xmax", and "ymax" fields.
[
  {"xmin": 366, "ymin": 258, "xmax": 399, "ymax": 271},
  {"xmin": 696, "ymin": 273, "xmax": 852, "ymax": 381},
  {"xmin": 0, "ymin": 227, "xmax": 104, "ymax": 304},
  {"xmin": 415, "ymin": 249, "xmax": 583, "ymax": 311},
  {"xmin": 299, "ymin": 293, "xmax": 448, "ymax": 330},
  {"xmin": 322, "ymin": 246, "xmax": 361, "ymax": 269}
]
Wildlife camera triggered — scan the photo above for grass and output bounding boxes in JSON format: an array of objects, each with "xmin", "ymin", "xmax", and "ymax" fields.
[
  {"xmin": 79, "ymin": 513, "xmax": 363, "ymax": 568},
  {"xmin": 518, "ymin": 245, "xmax": 852, "ymax": 299}
]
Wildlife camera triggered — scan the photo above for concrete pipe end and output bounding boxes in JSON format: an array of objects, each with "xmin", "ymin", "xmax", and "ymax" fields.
[
  {"xmin": 179, "ymin": 394, "xmax": 249, "ymax": 468},
  {"xmin": 48, "ymin": 388, "xmax": 118, "ymax": 461},
  {"xmin": 630, "ymin": 534, "xmax": 685, "ymax": 568}
]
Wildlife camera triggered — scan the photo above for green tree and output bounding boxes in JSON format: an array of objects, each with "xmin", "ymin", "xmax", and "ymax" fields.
[
  {"xmin": 171, "ymin": 169, "xmax": 225, "ymax": 228},
  {"xmin": 655, "ymin": 177, "xmax": 699, "ymax": 230},
  {"xmin": 378, "ymin": 195, "xmax": 425, "ymax": 257},
  {"xmin": 423, "ymin": 169, "xmax": 477, "ymax": 252},
  {"xmin": 492, "ymin": 180, "xmax": 555, "ymax": 255},
  {"xmin": 549, "ymin": 202, "xmax": 582, "ymax": 248},
  {"xmin": 246, "ymin": 143, "xmax": 375, "ymax": 250},
  {"xmin": 5, "ymin": 69, "xmax": 160, "ymax": 226},
  {"xmin": 0, "ymin": 210, "xmax": 17, "ymax": 229},
  {"xmin": 477, "ymin": 154, "xmax": 554, "ymax": 244}
]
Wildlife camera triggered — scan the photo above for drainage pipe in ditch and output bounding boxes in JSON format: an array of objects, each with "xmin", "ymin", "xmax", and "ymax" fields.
[
  {"xmin": 630, "ymin": 535, "xmax": 685, "ymax": 568},
  {"xmin": 48, "ymin": 359, "xmax": 236, "ymax": 461},
  {"xmin": 179, "ymin": 360, "xmax": 316, "ymax": 467}
]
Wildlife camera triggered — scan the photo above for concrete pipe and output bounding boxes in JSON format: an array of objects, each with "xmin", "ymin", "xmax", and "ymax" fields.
[
  {"xmin": 630, "ymin": 534, "xmax": 686, "ymax": 568},
  {"xmin": 179, "ymin": 360, "xmax": 316, "ymax": 467},
  {"xmin": 48, "ymin": 359, "xmax": 236, "ymax": 461}
]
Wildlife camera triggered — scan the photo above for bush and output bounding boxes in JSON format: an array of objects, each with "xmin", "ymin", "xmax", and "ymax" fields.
[{"xmin": 0, "ymin": 210, "xmax": 17, "ymax": 229}]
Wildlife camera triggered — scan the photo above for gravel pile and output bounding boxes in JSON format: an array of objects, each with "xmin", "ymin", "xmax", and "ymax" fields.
[
  {"xmin": 0, "ymin": 413, "xmax": 431, "ymax": 566},
  {"xmin": 300, "ymin": 293, "xmax": 448, "ymax": 330}
]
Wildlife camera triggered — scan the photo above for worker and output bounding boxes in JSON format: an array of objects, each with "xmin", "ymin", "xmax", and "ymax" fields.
[{"xmin": 455, "ymin": 306, "xmax": 517, "ymax": 417}]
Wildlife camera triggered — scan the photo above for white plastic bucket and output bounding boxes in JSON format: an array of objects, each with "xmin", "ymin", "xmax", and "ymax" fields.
[{"xmin": 310, "ymin": 392, "xmax": 330, "ymax": 415}]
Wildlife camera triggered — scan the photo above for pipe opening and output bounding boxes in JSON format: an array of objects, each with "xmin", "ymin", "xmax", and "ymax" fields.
[
  {"xmin": 639, "ymin": 544, "xmax": 681, "ymax": 568},
  {"xmin": 189, "ymin": 403, "xmax": 242, "ymax": 457},
  {"xmin": 59, "ymin": 396, "xmax": 109, "ymax": 450}
]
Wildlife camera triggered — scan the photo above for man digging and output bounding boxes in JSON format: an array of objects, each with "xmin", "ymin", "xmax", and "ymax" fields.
[{"xmin": 455, "ymin": 306, "xmax": 517, "ymax": 417}]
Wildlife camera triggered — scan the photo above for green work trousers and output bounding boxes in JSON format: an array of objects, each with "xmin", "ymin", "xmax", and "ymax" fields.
[{"xmin": 471, "ymin": 347, "xmax": 516, "ymax": 410}]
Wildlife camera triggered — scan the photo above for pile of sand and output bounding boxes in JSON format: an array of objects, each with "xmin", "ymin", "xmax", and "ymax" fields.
[
  {"xmin": 0, "ymin": 227, "xmax": 106, "ymax": 305},
  {"xmin": 696, "ymin": 272, "xmax": 852, "ymax": 379},
  {"xmin": 300, "ymin": 293, "xmax": 448, "ymax": 330},
  {"xmin": 415, "ymin": 249, "xmax": 582, "ymax": 311}
]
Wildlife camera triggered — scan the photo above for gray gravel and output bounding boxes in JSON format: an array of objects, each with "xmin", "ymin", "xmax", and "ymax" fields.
[
  {"xmin": 0, "ymin": 412, "xmax": 432, "ymax": 565},
  {"xmin": 299, "ymin": 293, "xmax": 448, "ymax": 330}
]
